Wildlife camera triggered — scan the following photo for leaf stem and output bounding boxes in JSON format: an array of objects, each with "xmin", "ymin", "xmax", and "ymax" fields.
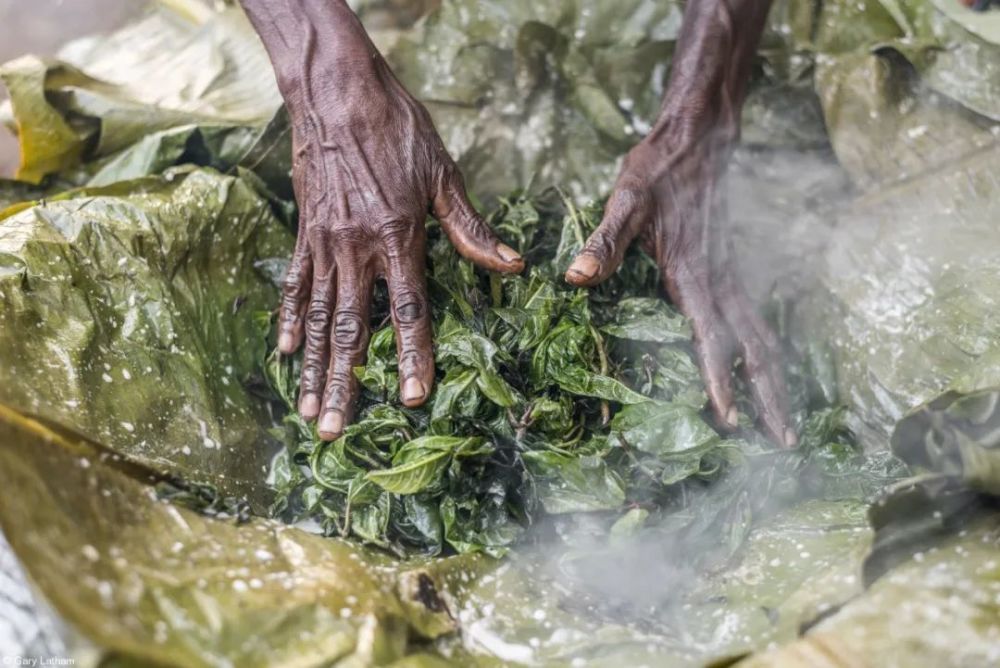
[{"xmin": 589, "ymin": 324, "xmax": 612, "ymax": 426}]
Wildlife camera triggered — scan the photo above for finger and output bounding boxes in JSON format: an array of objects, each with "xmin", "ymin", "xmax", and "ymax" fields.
[
  {"xmin": 383, "ymin": 229, "xmax": 435, "ymax": 408},
  {"xmin": 665, "ymin": 264, "xmax": 738, "ymax": 431},
  {"xmin": 278, "ymin": 228, "xmax": 313, "ymax": 354},
  {"xmin": 433, "ymin": 164, "xmax": 524, "ymax": 274},
  {"xmin": 565, "ymin": 187, "xmax": 650, "ymax": 287},
  {"xmin": 318, "ymin": 256, "xmax": 374, "ymax": 441},
  {"xmin": 721, "ymin": 289, "xmax": 796, "ymax": 448},
  {"xmin": 298, "ymin": 252, "xmax": 335, "ymax": 422}
]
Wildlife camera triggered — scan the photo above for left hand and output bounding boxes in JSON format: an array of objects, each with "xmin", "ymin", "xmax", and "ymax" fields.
[{"xmin": 242, "ymin": 0, "xmax": 525, "ymax": 441}]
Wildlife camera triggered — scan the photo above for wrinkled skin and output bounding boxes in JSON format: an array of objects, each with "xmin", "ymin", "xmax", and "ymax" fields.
[
  {"xmin": 566, "ymin": 0, "xmax": 795, "ymax": 447},
  {"xmin": 243, "ymin": 0, "xmax": 793, "ymax": 446},
  {"xmin": 242, "ymin": 0, "xmax": 524, "ymax": 439}
]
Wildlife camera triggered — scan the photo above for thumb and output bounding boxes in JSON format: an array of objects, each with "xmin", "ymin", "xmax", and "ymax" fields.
[
  {"xmin": 433, "ymin": 163, "xmax": 524, "ymax": 274},
  {"xmin": 565, "ymin": 187, "xmax": 649, "ymax": 287}
]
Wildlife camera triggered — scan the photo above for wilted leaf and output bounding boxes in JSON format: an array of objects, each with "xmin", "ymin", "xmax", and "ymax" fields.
[
  {"xmin": 368, "ymin": 436, "xmax": 483, "ymax": 495},
  {"xmin": 602, "ymin": 297, "xmax": 691, "ymax": 344},
  {"xmin": 610, "ymin": 401, "xmax": 719, "ymax": 455}
]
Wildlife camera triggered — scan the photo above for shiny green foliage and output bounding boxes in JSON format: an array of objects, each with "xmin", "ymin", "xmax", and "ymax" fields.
[
  {"xmin": 265, "ymin": 190, "xmax": 895, "ymax": 558},
  {"xmin": 0, "ymin": 168, "xmax": 293, "ymax": 507}
]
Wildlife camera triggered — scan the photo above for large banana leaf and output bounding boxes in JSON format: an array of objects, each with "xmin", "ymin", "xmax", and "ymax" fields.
[
  {"xmin": 739, "ymin": 514, "xmax": 1000, "ymax": 667},
  {"xmin": 0, "ymin": 3, "xmax": 281, "ymax": 185},
  {"xmin": 805, "ymin": 143, "xmax": 1000, "ymax": 449},
  {"xmin": 0, "ymin": 167, "xmax": 292, "ymax": 507},
  {"xmin": 738, "ymin": 389, "xmax": 1000, "ymax": 668},
  {"xmin": 812, "ymin": 0, "xmax": 1000, "ymax": 185},
  {"xmin": 815, "ymin": 48, "xmax": 998, "ymax": 185},
  {"xmin": 0, "ymin": 404, "xmax": 459, "ymax": 667}
]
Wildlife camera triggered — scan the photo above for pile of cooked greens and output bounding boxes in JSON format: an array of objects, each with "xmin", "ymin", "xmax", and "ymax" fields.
[{"xmin": 262, "ymin": 189, "xmax": 897, "ymax": 558}]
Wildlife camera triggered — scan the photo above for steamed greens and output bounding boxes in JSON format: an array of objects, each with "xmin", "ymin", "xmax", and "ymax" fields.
[{"xmin": 263, "ymin": 190, "xmax": 883, "ymax": 558}]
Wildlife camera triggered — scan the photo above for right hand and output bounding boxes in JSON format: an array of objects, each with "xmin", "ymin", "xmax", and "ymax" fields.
[
  {"xmin": 563, "ymin": 0, "xmax": 794, "ymax": 447},
  {"xmin": 566, "ymin": 129, "xmax": 794, "ymax": 448}
]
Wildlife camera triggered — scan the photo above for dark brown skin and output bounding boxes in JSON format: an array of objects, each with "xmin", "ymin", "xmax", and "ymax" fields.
[
  {"xmin": 566, "ymin": 0, "xmax": 795, "ymax": 448},
  {"xmin": 242, "ymin": 0, "xmax": 794, "ymax": 447},
  {"xmin": 241, "ymin": 0, "xmax": 525, "ymax": 440}
]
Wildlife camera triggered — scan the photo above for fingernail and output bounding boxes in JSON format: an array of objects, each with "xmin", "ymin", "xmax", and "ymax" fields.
[
  {"xmin": 278, "ymin": 332, "xmax": 294, "ymax": 353},
  {"xmin": 566, "ymin": 254, "xmax": 600, "ymax": 281},
  {"xmin": 726, "ymin": 406, "xmax": 739, "ymax": 429},
  {"xmin": 401, "ymin": 377, "xmax": 427, "ymax": 405},
  {"xmin": 784, "ymin": 427, "xmax": 799, "ymax": 449},
  {"xmin": 319, "ymin": 410, "xmax": 344, "ymax": 438},
  {"xmin": 300, "ymin": 393, "xmax": 320, "ymax": 419},
  {"xmin": 496, "ymin": 243, "xmax": 522, "ymax": 263}
]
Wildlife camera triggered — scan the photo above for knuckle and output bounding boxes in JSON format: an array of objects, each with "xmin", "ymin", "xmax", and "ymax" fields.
[
  {"xmin": 282, "ymin": 280, "xmax": 302, "ymax": 301},
  {"xmin": 399, "ymin": 350, "xmax": 422, "ymax": 369},
  {"xmin": 333, "ymin": 309, "xmax": 368, "ymax": 350},
  {"xmin": 308, "ymin": 219, "xmax": 332, "ymax": 244},
  {"xmin": 323, "ymin": 378, "xmax": 354, "ymax": 406},
  {"xmin": 435, "ymin": 159, "xmax": 460, "ymax": 195},
  {"xmin": 305, "ymin": 306, "xmax": 332, "ymax": 330},
  {"xmin": 585, "ymin": 229, "xmax": 617, "ymax": 259},
  {"xmin": 282, "ymin": 269, "xmax": 305, "ymax": 296},
  {"xmin": 280, "ymin": 294, "xmax": 302, "ymax": 319},
  {"xmin": 398, "ymin": 350, "xmax": 430, "ymax": 378},
  {"xmin": 462, "ymin": 212, "xmax": 492, "ymax": 239},
  {"xmin": 300, "ymin": 365, "xmax": 327, "ymax": 391},
  {"xmin": 610, "ymin": 185, "xmax": 650, "ymax": 217},
  {"xmin": 393, "ymin": 291, "xmax": 427, "ymax": 324},
  {"xmin": 378, "ymin": 218, "xmax": 415, "ymax": 244}
]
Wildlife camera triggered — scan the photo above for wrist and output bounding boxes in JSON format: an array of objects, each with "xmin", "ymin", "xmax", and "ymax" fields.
[
  {"xmin": 647, "ymin": 95, "xmax": 731, "ymax": 151},
  {"xmin": 273, "ymin": 51, "xmax": 381, "ymax": 103},
  {"xmin": 243, "ymin": 0, "xmax": 379, "ymax": 94}
]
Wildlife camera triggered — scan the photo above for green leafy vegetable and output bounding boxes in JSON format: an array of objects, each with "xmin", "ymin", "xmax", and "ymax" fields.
[
  {"xmin": 368, "ymin": 436, "xmax": 485, "ymax": 495},
  {"xmin": 264, "ymin": 189, "xmax": 882, "ymax": 558}
]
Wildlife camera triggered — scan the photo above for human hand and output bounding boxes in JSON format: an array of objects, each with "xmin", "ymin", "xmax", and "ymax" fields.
[
  {"xmin": 246, "ymin": 1, "xmax": 523, "ymax": 440},
  {"xmin": 565, "ymin": 128, "xmax": 794, "ymax": 447}
]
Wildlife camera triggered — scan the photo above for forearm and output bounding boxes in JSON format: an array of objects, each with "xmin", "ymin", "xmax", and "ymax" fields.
[
  {"xmin": 651, "ymin": 0, "xmax": 772, "ymax": 143},
  {"xmin": 240, "ymin": 0, "xmax": 381, "ymax": 102}
]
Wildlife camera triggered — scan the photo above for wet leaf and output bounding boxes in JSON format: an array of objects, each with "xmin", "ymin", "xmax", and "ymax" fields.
[
  {"xmin": 602, "ymin": 297, "xmax": 692, "ymax": 344},
  {"xmin": 0, "ymin": 403, "xmax": 455, "ymax": 667},
  {"xmin": 368, "ymin": 436, "xmax": 483, "ymax": 495},
  {"xmin": 0, "ymin": 167, "xmax": 292, "ymax": 508},
  {"xmin": 610, "ymin": 401, "xmax": 719, "ymax": 455}
]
